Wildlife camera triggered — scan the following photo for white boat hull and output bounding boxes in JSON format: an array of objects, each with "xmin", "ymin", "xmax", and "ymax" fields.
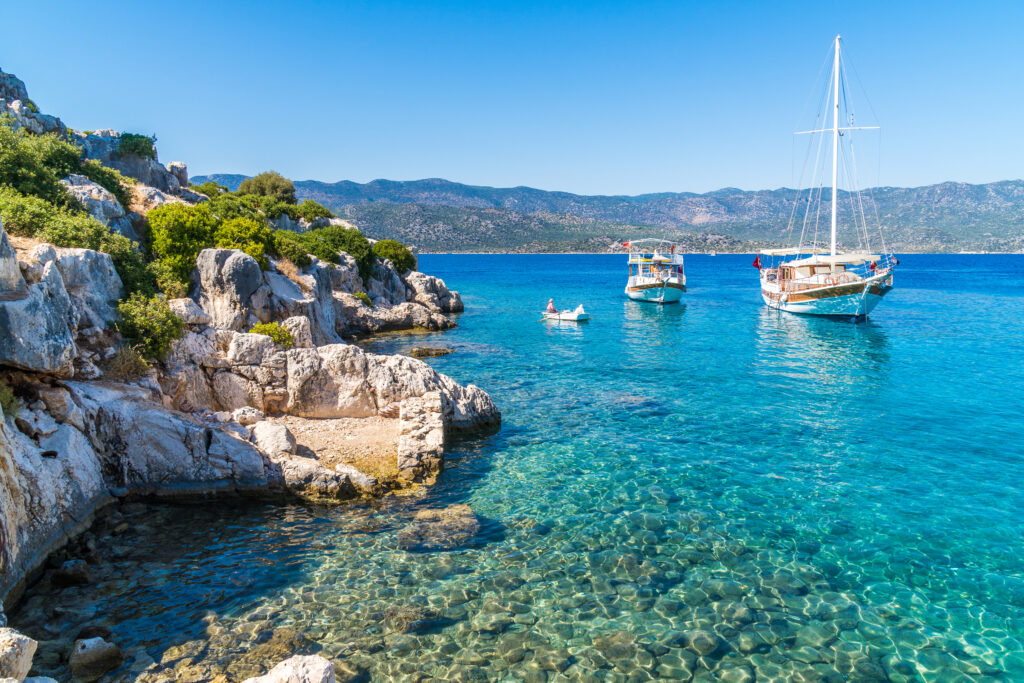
[
  {"xmin": 542, "ymin": 311, "xmax": 590, "ymax": 321},
  {"xmin": 625, "ymin": 281, "xmax": 685, "ymax": 304},
  {"xmin": 762, "ymin": 273, "xmax": 893, "ymax": 318}
]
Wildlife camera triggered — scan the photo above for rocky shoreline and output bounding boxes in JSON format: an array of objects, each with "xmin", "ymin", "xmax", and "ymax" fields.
[{"xmin": 0, "ymin": 67, "xmax": 499, "ymax": 681}]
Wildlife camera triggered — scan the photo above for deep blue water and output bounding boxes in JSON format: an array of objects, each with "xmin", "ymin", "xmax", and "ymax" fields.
[{"xmin": 13, "ymin": 254, "xmax": 1024, "ymax": 681}]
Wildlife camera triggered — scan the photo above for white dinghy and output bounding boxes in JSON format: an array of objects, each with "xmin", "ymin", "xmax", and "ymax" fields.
[{"xmin": 542, "ymin": 304, "xmax": 590, "ymax": 322}]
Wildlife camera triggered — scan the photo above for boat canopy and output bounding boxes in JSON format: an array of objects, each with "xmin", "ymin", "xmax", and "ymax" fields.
[
  {"xmin": 759, "ymin": 247, "xmax": 827, "ymax": 256},
  {"xmin": 787, "ymin": 253, "xmax": 881, "ymax": 266}
]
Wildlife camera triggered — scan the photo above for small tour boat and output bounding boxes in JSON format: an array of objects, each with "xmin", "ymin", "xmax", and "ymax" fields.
[
  {"xmin": 756, "ymin": 35, "xmax": 896, "ymax": 318},
  {"xmin": 623, "ymin": 239, "xmax": 686, "ymax": 304},
  {"xmin": 542, "ymin": 304, "xmax": 590, "ymax": 322}
]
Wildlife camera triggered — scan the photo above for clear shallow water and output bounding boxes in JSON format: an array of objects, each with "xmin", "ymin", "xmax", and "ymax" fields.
[{"xmin": 13, "ymin": 254, "xmax": 1024, "ymax": 682}]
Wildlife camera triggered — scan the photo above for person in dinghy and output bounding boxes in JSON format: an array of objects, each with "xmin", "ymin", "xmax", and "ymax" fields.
[{"xmin": 546, "ymin": 298, "xmax": 559, "ymax": 314}]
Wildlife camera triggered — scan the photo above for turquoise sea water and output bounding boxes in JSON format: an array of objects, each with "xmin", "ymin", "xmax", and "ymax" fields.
[{"xmin": 13, "ymin": 254, "xmax": 1024, "ymax": 681}]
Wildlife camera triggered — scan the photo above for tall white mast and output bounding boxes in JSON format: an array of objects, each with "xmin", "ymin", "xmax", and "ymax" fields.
[{"xmin": 830, "ymin": 34, "xmax": 840, "ymax": 256}]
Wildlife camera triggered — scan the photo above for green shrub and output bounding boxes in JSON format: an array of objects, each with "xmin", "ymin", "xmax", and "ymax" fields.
[
  {"xmin": 354, "ymin": 291, "xmax": 373, "ymax": 307},
  {"xmin": 287, "ymin": 199, "xmax": 333, "ymax": 222},
  {"xmin": 205, "ymin": 192, "xmax": 270, "ymax": 223},
  {"xmin": 79, "ymin": 159, "xmax": 135, "ymax": 211},
  {"xmin": 238, "ymin": 171, "xmax": 295, "ymax": 204},
  {"xmin": 272, "ymin": 231, "xmax": 312, "ymax": 267},
  {"xmin": 118, "ymin": 133, "xmax": 156, "ymax": 159},
  {"xmin": 0, "ymin": 186, "xmax": 154, "ymax": 295},
  {"xmin": 372, "ymin": 239, "xmax": 416, "ymax": 273},
  {"xmin": 291, "ymin": 225, "xmax": 376, "ymax": 282},
  {"xmin": 0, "ymin": 124, "xmax": 80, "ymax": 205},
  {"xmin": 192, "ymin": 181, "xmax": 227, "ymax": 198},
  {"xmin": 148, "ymin": 259, "xmax": 188, "ymax": 298},
  {"xmin": 147, "ymin": 203, "xmax": 216, "ymax": 287},
  {"xmin": 101, "ymin": 345, "xmax": 150, "ymax": 381},
  {"xmin": 214, "ymin": 216, "xmax": 273, "ymax": 268},
  {"xmin": 116, "ymin": 293, "xmax": 184, "ymax": 361},
  {"xmin": 249, "ymin": 322, "xmax": 294, "ymax": 349},
  {"xmin": 24, "ymin": 99, "xmax": 39, "ymax": 114},
  {"xmin": 0, "ymin": 381, "xmax": 17, "ymax": 417}
]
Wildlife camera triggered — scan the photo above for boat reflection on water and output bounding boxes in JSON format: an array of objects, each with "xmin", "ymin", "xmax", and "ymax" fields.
[{"xmin": 754, "ymin": 307, "xmax": 890, "ymax": 389}]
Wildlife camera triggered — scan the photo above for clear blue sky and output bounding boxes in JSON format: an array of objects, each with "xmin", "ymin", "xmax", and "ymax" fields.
[{"xmin": 2, "ymin": 0, "xmax": 1021, "ymax": 195}]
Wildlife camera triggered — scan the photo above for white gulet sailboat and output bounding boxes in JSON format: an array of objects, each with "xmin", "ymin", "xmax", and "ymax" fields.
[{"xmin": 756, "ymin": 36, "xmax": 896, "ymax": 318}]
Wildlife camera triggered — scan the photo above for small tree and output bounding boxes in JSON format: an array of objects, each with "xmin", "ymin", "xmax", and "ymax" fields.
[
  {"xmin": 214, "ymin": 216, "xmax": 274, "ymax": 268},
  {"xmin": 249, "ymin": 322, "xmax": 295, "ymax": 348},
  {"xmin": 239, "ymin": 171, "xmax": 296, "ymax": 204},
  {"xmin": 148, "ymin": 203, "xmax": 217, "ymax": 286}
]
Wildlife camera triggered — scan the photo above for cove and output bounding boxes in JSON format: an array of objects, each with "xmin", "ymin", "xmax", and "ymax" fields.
[{"xmin": 11, "ymin": 254, "xmax": 1024, "ymax": 681}]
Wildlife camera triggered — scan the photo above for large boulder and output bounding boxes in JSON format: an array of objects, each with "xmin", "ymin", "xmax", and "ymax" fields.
[
  {"xmin": 242, "ymin": 655, "xmax": 335, "ymax": 683},
  {"xmin": 0, "ymin": 260, "xmax": 77, "ymax": 375},
  {"xmin": 59, "ymin": 175, "xmax": 137, "ymax": 241},
  {"xmin": 52, "ymin": 247, "xmax": 122, "ymax": 333},
  {"xmin": 194, "ymin": 249, "xmax": 267, "ymax": 331},
  {"xmin": 250, "ymin": 421, "xmax": 296, "ymax": 456},
  {"xmin": 403, "ymin": 270, "xmax": 464, "ymax": 314}
]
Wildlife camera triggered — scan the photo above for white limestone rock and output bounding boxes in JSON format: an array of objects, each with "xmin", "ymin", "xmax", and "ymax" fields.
[
  {"xmin": 281, "ymin": 316, "xmax": 313, "ymax": 349},
  {"xmin": 59, "ymin": 174, "xmax": 137, "ymax": 240},
  {"xmin": 366, "ymin": 258, "xmax": 407, "ymax": 307},
  {"xmin": 232, "ymin": 406, "xmax": 265, "ymax": 426},
  {"xmin": 169, "ymin": 298, "xmax": 211, "ymax": 326},
  {"xmin": 52, "ymin": 247, "xmax": 122, "ymax": 332},
  {"xmin": 242, "ymin": 654, "xmax": 335, "ymax": 683},
  {"xmin": 404, "ymin": 270, "xmax": 464, "ymax": 314},
  {"xmin": 398, "ymin": 393, "xmax": 445, "ymax": 482},
  {"xmin": 228, "ymin": 333, "xmax": 276, "ymax": 366},
  {"xmin": 0, "ymin": 260, "xmax": 77, "ymax": 376},
  {"xmin": 194, "ymin": 249, "xmax": 268, "ymax": 331},
  {"xmin": 250, "ymin": 421, "xmax": 296, "ymax": 456},
  {"xmin": 0, "ymin": 628, "xmax": 37, "ymax": 680}
]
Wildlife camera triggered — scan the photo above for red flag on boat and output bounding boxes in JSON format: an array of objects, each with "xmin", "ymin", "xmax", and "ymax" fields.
[
  {"xmin": 752, "ymin": 255, "xmax": 761, "ymax": 269},
  {"xmin": 622, "ymin": 241, "xmax": 630, "ymax": 248}
]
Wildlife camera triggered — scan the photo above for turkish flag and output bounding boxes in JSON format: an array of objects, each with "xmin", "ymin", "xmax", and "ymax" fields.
[
  {"xmin": 622, "ymin": 241, "xmax": 630, "ymax": 248},
  {"xmin": 752, "ymin": 255, "xmax": 761, "ymax": 269}
]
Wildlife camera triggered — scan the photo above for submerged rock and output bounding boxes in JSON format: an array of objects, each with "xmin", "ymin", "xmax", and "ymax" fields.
[
  {"xmin": 242, "ymin": 654, "xmax": 335, "ymax": 683},
  {"xmin": 397, "ymin": 504, "xmax": 479, "ymax": 551},
  {"xmin": 68, "ymin": 637, "xmax": 123, "ymax": 682},
  {"xmin": 409, "ymin": 346, "xmax": 454, "ymax": 358}
]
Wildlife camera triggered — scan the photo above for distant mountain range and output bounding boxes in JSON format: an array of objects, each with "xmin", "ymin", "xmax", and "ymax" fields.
[{"xmin": 193, "ymin": 174, "xmax": 1024, "ymax": 252}]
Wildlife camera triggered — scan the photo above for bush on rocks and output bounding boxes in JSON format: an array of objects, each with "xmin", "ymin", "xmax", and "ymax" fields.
[
  {"xmin": 354, "ymin": 291, "xmax": 373, "ymax": 307},
  {"xmin": 191, "ymin": 180, "xmax": 227, "ymax": 198},
  {"xmin": 249, "ymin": 322, "xmax": 295, "ymax": 349},
  {"xmin": 116, "ymin": 293, "xmax": 184, "ymax": 361},
  {"xmin": 215, "ymin": 216, "xmax": 274, "ymax": 269},
  {"xmin": 148, "ymin": 203, "xmax": 217, "ymax": 288},
  {"xmin": 291, "ymin": 225, "xmax": 376, "ymax": 282},
  {"xmin": 238, "ymin": 171, "xmax": 295, "ymax": 204},
  {"xmin": 0, "ymin": 186, "xmax": 155, "ymax": 295},
  {"xmin": 101, "ymin": 345, "xmax": 151, "ymax": 380},
  {"xmin": 0, "ymin": 123, "xmax": 80, "ymax": 205},
  {"xmin": 286, "ymin": 199, "xmax": 333, "ymax": 222},
  {"xmin": 272, "ymin": 231, "xmax": 311, "ymax": 268},
  {"xmin": 117, "ymin": 132, "xmax": 156, "ymax": 159},
  {"xmin": 372, "ymin": 239, "xmax": 416, "ymax": 273}
]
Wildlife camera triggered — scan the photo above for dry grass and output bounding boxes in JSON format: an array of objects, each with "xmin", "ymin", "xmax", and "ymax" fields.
[
  {"xmin": 273, "ymin": 257, "xmax": 311, "ymax": 293},
  {"xmin": 270, "ymin": 415, "xmax": 400, "ymax": 481},
  {"xmin": 102, "ymin": 346, "xmax": 151, "ymax": 381},
  {"xmin": 8, "ymin": 234, "xmax": 45, "ymax": 255}
]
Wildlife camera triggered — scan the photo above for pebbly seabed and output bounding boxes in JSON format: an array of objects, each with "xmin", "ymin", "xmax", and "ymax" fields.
[{"xmin": 10, "ymin": 253, "xmax": 1024, "ymax": 681}]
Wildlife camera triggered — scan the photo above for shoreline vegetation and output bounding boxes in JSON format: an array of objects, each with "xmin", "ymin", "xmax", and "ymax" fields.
[{"xmin": 0, "ymin": 66, "xmax": 499, "ymax": 681}]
